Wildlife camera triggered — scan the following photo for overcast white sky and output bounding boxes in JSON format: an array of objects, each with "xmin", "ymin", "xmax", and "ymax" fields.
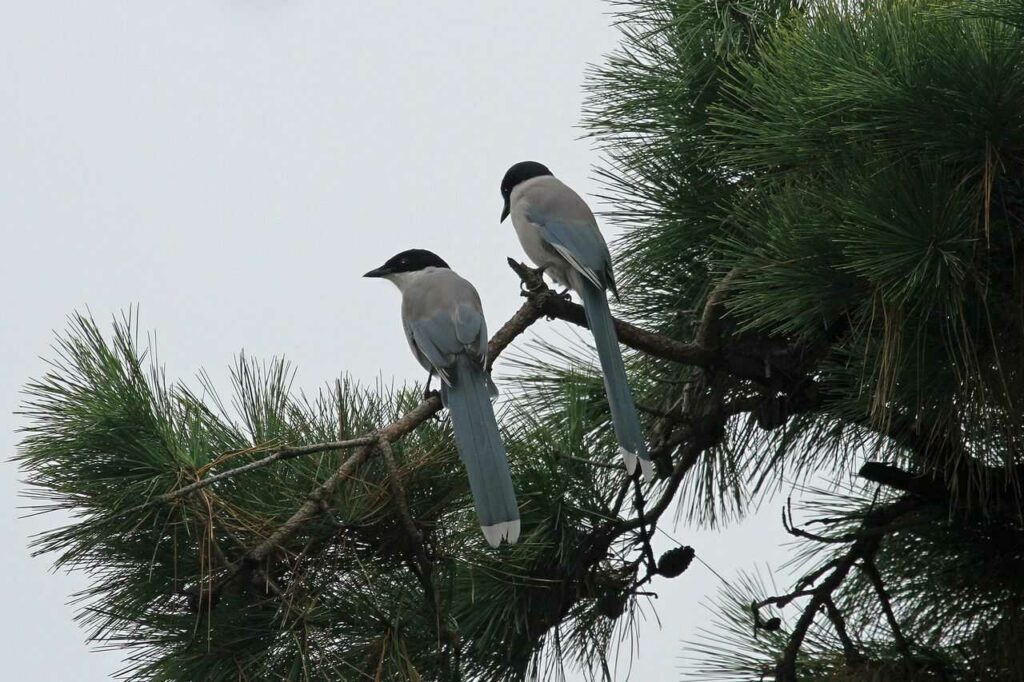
[{"xmin": 1, "ymin": 2, "xmax": 793, "ymax": 679}]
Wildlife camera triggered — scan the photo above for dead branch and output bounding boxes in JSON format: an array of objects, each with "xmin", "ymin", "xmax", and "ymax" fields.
[
  {"xmin": 775, "ymin": 497, "xmax": 922, "ymax": 681},
  {"xmin": 859, "ymin": 556, "xmax": 912, "ymax": 658},
  {"xmin": 823, "ymin": 596, "xmax": 864, "ymax": 666}
]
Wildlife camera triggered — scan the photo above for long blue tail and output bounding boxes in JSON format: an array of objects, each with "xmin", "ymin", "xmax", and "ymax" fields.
[
  {"xmin": 577, "ymin": 278, "xmax": 652, "ymax": 481},
  {"xmin": 442, "ymin": 355, "xmax": 520, "ymax": 546}
]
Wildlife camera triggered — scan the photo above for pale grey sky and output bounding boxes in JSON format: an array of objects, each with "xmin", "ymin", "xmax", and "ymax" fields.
[{"xmin": 1, "ymin": 2, "xmax": 792, "ymax": 679}]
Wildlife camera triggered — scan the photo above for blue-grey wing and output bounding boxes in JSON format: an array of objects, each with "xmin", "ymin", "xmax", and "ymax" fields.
[
  {"xmin": 405, "ymin": 306, "xmax": 487, "ymax": 384},
  {"xmin": 402, "ymin": 316, "xmax": 447, "ymax": 380},
  {"xmin": 527, "ymin": 211, "xmax": 617, "ymax": 295},
  {"xmin": 453, "ymin": 301, "xmax": 488, "ymax": 367},
  {"xmin": 401, "ymin": 269, "xmax": 492, "ymax": 388}
]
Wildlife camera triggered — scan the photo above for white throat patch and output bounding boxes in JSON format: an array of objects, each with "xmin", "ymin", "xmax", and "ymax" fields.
[{"xmin": 384, "ymin": 266, "xmax": 441, "ymax": 292}]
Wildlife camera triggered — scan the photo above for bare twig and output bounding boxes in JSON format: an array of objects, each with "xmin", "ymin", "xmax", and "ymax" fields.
[
  {"xmin": 823, "ymin": 596, "xmax": 864, "ymax": 665},
  {"xmin": 558, "ymin": 451, "xmax": 624, "ymax": 470},
  {"xmin": 755, "ymin": 590, "xmax": 815, "ymax": 610},
  {"xmin": 783, "ymin": 498, "xmax": 856, "ymax": 544},
  {"xmin": 775, "ymin": 497, "xmax": 922, "ymax": 681},
  {"xmin": 859, "ymin": 556, "xmax": 912, "ymax": 658}
]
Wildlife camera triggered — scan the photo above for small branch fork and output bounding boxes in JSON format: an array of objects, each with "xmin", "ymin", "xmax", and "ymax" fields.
[{"xmin": 761, "ymin": 496, "xmax": 924, "ymax": 681}]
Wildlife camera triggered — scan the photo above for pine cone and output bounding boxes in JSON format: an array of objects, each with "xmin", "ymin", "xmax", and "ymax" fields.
[{"xmin": 657, "ymin": 546, "xmax": 695, "ymax": 578}]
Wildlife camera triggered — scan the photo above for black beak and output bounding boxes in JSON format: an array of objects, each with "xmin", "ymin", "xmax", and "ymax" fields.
[
  {"xmin": 500, "ymin": 200, "xmax": 510, "ymax": 223},
  {"xmin": 363, "ymin": 266, "xmax": 390, "ymax": 278}
]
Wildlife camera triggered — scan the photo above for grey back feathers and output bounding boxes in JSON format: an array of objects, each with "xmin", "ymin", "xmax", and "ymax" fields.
[{"xmin": 401, "ymin": 270, "xmax": 488, "ymax": 385}]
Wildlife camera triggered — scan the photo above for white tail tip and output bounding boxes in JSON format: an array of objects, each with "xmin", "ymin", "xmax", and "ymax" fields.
[
  {"xmin": 619, "ymin": 446, "xmax": 654, "ymax": 482},
  {"xmin": 639, "ymin": 456, "xmax": 654, "ymax": 482},
  {"xmin": 481, "ymin": 519, "xmax": 521, "ymax": 547},
  {"xmin": 620, "ymin": 447, "xmax": 638, "ymax": 475}
]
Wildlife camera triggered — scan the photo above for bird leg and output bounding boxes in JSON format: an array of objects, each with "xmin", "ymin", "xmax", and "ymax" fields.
[{"xmin": 423, "ymin": 370, "xmax": 440, "ymax": 401}]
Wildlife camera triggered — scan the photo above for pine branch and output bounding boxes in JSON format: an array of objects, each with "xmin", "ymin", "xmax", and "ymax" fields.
[
  {"xmin": 775, "ymin": 497, "xmax": 923, "ymax": 681},
  {"xmin": 507, "ymin": 258, "xmax": 717, "ymax": 369},
  {"xmin": 379, "ymin": 438, "xmax": 458, "ymax": 665},
  {"xmin": 510, "ymin": 260, "xmax": 820, "ymax": 388},
  {"xmin": 823, "ymin": 596, "xmax": 864, "ymax": 666}
]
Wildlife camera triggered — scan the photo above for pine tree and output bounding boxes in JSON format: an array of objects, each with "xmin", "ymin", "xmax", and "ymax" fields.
[{"xmin": 16, "ymin": 1, "xmax": 1024, "ymax": 680}]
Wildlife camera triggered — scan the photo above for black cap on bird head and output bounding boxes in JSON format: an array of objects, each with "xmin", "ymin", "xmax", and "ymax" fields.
[
  {"xmin": 500, "ymin": 161, "xmax": 553, "ymax": 222},
  {"xmin": 363, "ymin": 249, "xmax": 451, "ymax": 278}
]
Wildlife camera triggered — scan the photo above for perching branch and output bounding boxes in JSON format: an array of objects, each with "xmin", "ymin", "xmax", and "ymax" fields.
[
  {"xmin": 91, "ymin": 257, "xmax": 910, "ymax": 671},
  {"xmin": 220, "ymin": 260, "xmax": 771, "ymax": 591},
  {"xmin": 507, "ymin": 259, "xmax": 821, "ymax": 389},
  {"xmin": 168, "ymin": 257, "xmax": 891, "ymax": 674},
  {"xmin": 507, "ymin": 258, "xmax": 717, "ymax": 369}
]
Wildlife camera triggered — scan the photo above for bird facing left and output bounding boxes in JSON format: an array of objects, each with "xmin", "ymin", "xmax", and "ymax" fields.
[{"xmin": 364, "ymin": 249, "xmax": 520, "ymax": 547}]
